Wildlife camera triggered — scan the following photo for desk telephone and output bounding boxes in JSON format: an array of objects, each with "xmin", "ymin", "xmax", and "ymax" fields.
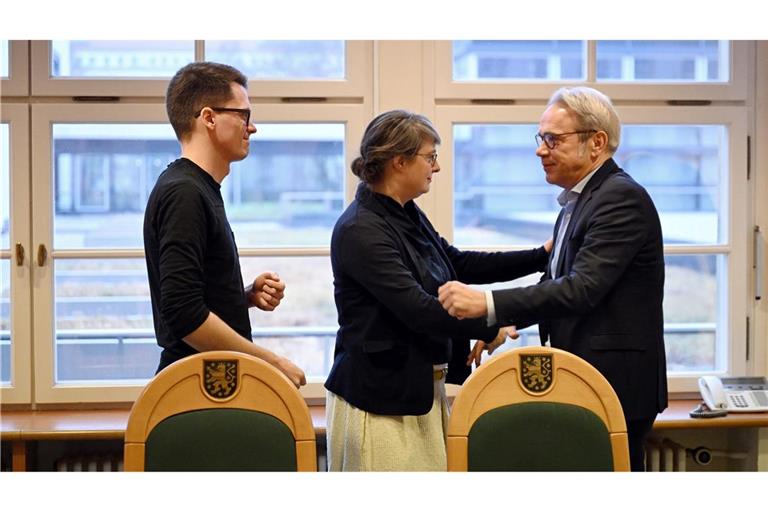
[{"xmin": 698, "ymin": 376, "xmax": 768, "ymax": 412}]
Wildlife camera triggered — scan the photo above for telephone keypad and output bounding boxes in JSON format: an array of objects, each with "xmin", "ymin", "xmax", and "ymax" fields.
[{"xmin": 728, "ymin": 395, "xmax": 749, "ymax": 408}]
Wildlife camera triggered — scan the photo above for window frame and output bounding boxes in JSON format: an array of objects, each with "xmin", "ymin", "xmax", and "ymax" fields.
[
  {"xmin": 30, "ymin": 41, "xmax": 373, "ymax": 99},
  {"xmin": 1, "ymin": 40, "xmax": 29, "ymax": 97},
  {"xmin": 30, "ymin": 102, "xmax": 369, "ymax": 403},
  {"xmin": 4, "ymin": 39, "xmax": 762, "ymax": 406},
  {"xmin": 433, "ymin": 40, "xmax": 751, "ymax": 101},
  {"xmin": 1, "ymin": 104, "xmax": 32, "ymax": 404},
  {"xmin": 432, "ymin": 104, "xmax": 750, "ymax": 394}
]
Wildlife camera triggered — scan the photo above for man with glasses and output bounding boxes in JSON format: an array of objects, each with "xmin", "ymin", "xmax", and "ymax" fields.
[
  {"xmin": 438, "ymin": 86, "xmax": 667, "ymax": 471},
  {"xmin": 143, "ymin": 62, "xmax": 306, "ymax": 387}
]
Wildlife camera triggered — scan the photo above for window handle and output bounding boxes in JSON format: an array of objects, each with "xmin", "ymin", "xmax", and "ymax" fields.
[
  {"xmin": 15, "ymin": 243, "xmax": 24, "ymax": 266},
  {"xmin": 37, "ymin": 244, "xmax": 48, "ymax": 267}
]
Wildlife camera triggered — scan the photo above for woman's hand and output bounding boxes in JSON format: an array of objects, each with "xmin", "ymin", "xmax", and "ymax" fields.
[{"xmin": 467, "ymin": 326, "xmax": 519, "ymax": 367}]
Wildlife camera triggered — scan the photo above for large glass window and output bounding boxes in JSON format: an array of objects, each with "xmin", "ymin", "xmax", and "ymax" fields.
[
  {"xmin": 453, "ymin": 123, "xmax": 727, "ymax": 247},
  {"xmin": 453, "ymin": 40, "xmax": 584, "ymax": 81},
  {"xmin": 53, "ymin": 123, "xmax": 345, "ymax": 249},
  {"xmin": 207, "ymin": 40, "xmax": 345, "ymax": 79},
  {"xmin": 3, "ymin": 39, "xmax": 757, "ymax": 404},
  {"xmin": 53, "ymin": 124, "xmax": 177, "ymax": 249},
  {"xmin": 49, "ymin": 121, "xmax": 345, "ymax": 383},
  {"xmin": 1, "ymin": 104, "xmax": 30, "ymax": 403},
  {"xmin": 1, "ymin": 40, "xmax": 9, "ymax": 78},
  {"xmin": 614, "ymin": 125, "xmax": 725, "ymax": 245},
  {"xmin": 1, "ymin": 258, "xmax": 9, "ymax": 384},
  {"xmin": 664, "ymin": 254, "xmax": 720, "ymax": 372},
  {"xmin": 226, "ymin": 123, "xmax": 345, "ymax": 247},
  {"xmin": 473, "ymin": 254, "xmax": 723, "ymax": 373},
  {"xmin": 54, "ymin": 258, "xmax": 157, "ymax": 382},
  {"xmin": 596, "ymin": 41, "xmax": 728, "ymax": 82},
  {"xmin": 451, "ymin": 41, "xmax": 730, "ymax": 83},
  {"xmin": 240, "ymin": 256, "xmax": 336, "ymax": 378},
  {"xmin": 50, "ymin": 41, "xmax": 194, "ymax": 77},
  {"xmin": 51, "ymin": 254, "xmax": 339, "ymax": 383},
  {"xmin": 437, "ymin": 40, "xmax": 743, "ymax": 103},
  {"xmin": 453, "ymin": 123, "xmax": 554, "ymax": 247},
  {"xmin": 1, "ymin": 123, "xmax": 9, "ymax": 384},
  {"xmin": 449, "ymin": 119, "xmax": 736, "ymax": 375},
  {"xmin": 1, "ymin": 123, "xmax": 9, "ymax": 250}
]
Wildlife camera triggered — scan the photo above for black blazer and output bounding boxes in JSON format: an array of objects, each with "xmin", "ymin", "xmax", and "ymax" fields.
[
  {"xmin": 493, "ymin": 158, "xmax": 668, "ymax": 421},
  {"xmin": 325, "ymin": 184, "xmax": 548, "ymax": 415}
]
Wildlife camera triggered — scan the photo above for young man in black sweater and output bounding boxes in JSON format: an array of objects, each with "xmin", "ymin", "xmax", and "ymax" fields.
[{"xmin": 143, "ymin": 62, "xmax": 306, "ymax": 387}]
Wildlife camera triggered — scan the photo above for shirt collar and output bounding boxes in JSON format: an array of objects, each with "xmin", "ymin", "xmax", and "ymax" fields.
[{"xmin": 556, "ymin": 162, "xmax": 602, "ymax": 207}]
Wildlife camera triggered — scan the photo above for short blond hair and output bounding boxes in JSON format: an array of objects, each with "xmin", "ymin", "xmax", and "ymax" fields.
[{"xmin": 548, "ymin": 87, "xmax": 621, "ymax": 154}]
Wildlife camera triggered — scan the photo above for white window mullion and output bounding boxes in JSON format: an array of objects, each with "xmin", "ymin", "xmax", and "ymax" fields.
[
  {"xmin": 1, "ymin": 104, "xmax": 32, "ymax": 403},
  {"xmin": 31, "ymin": 104, "xmax": 169, "ymax": 403}
]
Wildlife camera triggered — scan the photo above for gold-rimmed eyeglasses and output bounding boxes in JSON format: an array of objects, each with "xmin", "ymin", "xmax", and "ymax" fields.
[
  {"xmin": 535, "ymin": 130, "xmax": 596, "ymax": 150},
  {"xmin": 416, "ymin": 152, "xmax": 438, "ymax": 166}
]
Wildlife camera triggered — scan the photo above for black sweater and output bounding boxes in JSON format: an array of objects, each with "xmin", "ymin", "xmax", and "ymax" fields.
[{"xmin": 143, "ymin": 158, "xmax": 251, "ymax": 372}]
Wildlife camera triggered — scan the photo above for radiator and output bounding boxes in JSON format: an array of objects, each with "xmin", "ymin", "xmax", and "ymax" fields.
[
  {"xmin": 644, "ymin": 438, "xmax": 687, "ymax": 471},
  {"xmin": 55, "ymin": 454, "xmax": 123, "ymax": 471},
  {"xmin": 645, "ymin": 438, "xmax": 749, "ymax": 471}
]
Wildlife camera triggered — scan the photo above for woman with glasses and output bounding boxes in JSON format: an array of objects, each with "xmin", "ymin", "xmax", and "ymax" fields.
[{"xmin": 324, "ymin": 109, "xmax": 552, "ymax": 471}]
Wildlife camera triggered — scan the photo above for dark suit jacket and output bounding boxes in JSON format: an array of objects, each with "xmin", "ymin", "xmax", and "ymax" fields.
[
  {"xmin": 325, "ymin": 183, "xmax": 548, "ymax": 415},
  {"xmin": 493, "ymin": 158, "xmax": 668, "ymax": 421}
]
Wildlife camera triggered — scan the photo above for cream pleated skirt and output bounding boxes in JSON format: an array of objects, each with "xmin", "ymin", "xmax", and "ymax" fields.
[{"xmin": 326, "ymin": 365, "xmax": 450, "ymax": 471}]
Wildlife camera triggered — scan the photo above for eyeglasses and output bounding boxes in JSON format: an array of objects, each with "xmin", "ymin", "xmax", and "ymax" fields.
[
  {"xmin": 195, "ymin": 107, "xmax": 252, "ymax": 126},
  {"xmin": 535, "ymin": 130, "xmax": 596, "ymax": 150},
  {"xmin": 416, "ymin": 152, "xmax": 438, "ymax": 166}
]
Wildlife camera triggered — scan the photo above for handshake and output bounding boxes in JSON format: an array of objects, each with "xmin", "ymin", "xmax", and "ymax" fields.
[{"xmin": 437, "ymin": 281, "xmax": 488, "ymax": 320}]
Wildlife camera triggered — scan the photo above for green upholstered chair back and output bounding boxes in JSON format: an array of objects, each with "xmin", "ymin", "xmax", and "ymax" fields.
[
  {"xmin": 468, "ymin": 402, "xmax": 613, "ymax": 471},
  {"xmin": 446, "ymin": 347, "xmax": 630, "ymax": 471},
  {"xmin": 124, "ymin": 351, "xmax": 317, "ymax": 471},
  {"xmin": 144, "ymin": 408, "xmax": 297, "ymax": 471}
]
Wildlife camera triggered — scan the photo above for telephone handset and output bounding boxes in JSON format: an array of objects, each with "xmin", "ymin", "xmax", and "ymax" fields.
[{"xmin": 698, "ymin": 376, "xmax": 768, "ymax": 412}]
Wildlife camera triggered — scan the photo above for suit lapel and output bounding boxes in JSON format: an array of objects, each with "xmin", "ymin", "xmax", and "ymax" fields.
[
  {"xmin": 553, "ymin": 158, "xmax": 620, "ymax": 277},
  {"xmin": 547, "ymin": 208, "xmax": 566, "ymax": 279}
]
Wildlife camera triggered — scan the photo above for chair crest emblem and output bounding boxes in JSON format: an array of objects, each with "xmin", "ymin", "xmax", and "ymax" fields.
[
  {"xmin": 203, "ymin": 359, "xmax": 238, "ymax": 399},
  {"xmin": 520, "ymin": 354, "xmax": 553, "ymax": 393}
]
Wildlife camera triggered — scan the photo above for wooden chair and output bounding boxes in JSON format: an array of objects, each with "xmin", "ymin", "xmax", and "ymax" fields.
[
  {"xmin": 124, "ymin": 350, "xmax": 316, "ymax": 471},
  {"xmin": 447, "ymin": 346, "xmax": 629, "ymax": 471}
]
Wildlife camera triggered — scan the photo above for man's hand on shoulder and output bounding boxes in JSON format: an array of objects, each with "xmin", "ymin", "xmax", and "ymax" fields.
[{"xmin": 248, "ymin": 272, "xmax": 286, "ymax": 311}]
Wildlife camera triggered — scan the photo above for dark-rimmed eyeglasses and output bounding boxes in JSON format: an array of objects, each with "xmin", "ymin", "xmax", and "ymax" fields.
[
  {"xmin": 195, "ymin": 107, "xmax": 252, "ymax": 126},
  {"xmin": 535, "ymin": 130, "xmax": 596, "ymax": 150},
  {"xmin": 416, "ymin": 152, "xmax": 438, "ymax": 166}
]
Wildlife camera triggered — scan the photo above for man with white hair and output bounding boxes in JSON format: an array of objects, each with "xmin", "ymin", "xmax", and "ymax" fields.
[{"xmin": 438, "ymin": 86, "xmax": 667, "ymax": 471}]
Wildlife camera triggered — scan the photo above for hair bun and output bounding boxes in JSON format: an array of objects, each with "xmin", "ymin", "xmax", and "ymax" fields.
[{"xmin": 350, "ymin": 156, "xmax": 366, "ymax": 178}]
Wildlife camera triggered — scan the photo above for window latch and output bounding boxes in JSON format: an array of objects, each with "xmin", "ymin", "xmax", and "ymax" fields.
[
  {"xmin": 15, "ymin": 243, "xmax": 24, "ymax": 266},
  {"xmin": 37, "ymin": 244, "xmax": 48, "ymax": 267}
]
